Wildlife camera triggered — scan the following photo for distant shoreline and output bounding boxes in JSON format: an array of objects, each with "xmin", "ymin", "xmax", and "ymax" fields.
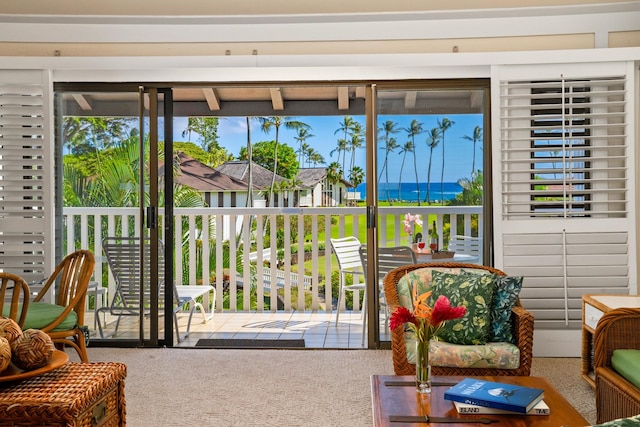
[{"xmin": 355, "ymin": 181, "xmax": 462, "ymax": 202}]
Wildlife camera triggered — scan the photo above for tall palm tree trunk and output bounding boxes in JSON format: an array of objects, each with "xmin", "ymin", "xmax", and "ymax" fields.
[{"xmin": 269, "ymin": 128, "xmax": 279, "ymax": 206}]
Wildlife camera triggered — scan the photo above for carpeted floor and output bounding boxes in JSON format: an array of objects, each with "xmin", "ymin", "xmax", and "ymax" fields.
[{"xmin": 77, "ymin": 348, "xmax": 595, "ymax": 426}]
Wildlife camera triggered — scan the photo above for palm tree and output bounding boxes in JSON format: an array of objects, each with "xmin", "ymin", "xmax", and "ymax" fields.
[
  {"xmin": 300, "ymin": 142, "xmax": 312, "ymax": 165},
  {"xmin": 348, "ymin": 122, "xmax": 364, "ymax": 179},
  {"xmin": 181, "ymin": 117, "xmax": 220, "ymax": 152},
  {"xmin": 294, "ymin": 127, "xmax": 314, "ymax": 165},
  {"xmin": 437, "ymin": 117, "xmax": 455, "ymax": 205},
  {"xmin": 258, "ymin": 116, "xmax": 309, "ymax": 206},
  {"xmin": 326, "ymin": 161, "xmax": 343, "ymax": 204},
  {"xmin": 349, "ymin": 166, "xmax": 365, "ymax": 197},
  {"xmin": 377, "ymin": 120, "xmax": 400, "ymax": 204},
  {"xmin": 425, "ymin": 127, "xmax": 441, "ymax": 204},
  {"xmin": 181, "ymin": 117, "xmax": 197, "ymax": 143},
  {"xmin": 397, "ymin": 141, "xmax": 414, "ymax": 202},
  {"xmin": 334, "ymin": 116, "xmax": 357, "ymax": 180},
  {"xmin": 330, "ymin": 138, "xmax": 349, "ymax": 180},
  {"xmin": 462, "ymin": 125, "xmax": 482, "ymax": 176},
  {"xmin": 404, "ymin": 119, "xmax": 424, "ymax": 205},
  {"xmin": 309, "ymin": 151, "xmax": 325, "ymax": 167},
  {"xmin": 326, "ymin": 161, "xmax": 342, "ymax": 183}
]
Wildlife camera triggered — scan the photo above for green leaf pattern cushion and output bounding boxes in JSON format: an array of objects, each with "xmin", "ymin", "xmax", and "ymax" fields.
[
  {"xmin": 489, "ymin": 276, "xmax": 523, "ymax": 343},
  {"xmin": 429, "ymin": 270, "xmax": 495, "ymax": 345},
  {"xmin": 461, "ymin": 270, "xmax": 524, "ymax": 343}
]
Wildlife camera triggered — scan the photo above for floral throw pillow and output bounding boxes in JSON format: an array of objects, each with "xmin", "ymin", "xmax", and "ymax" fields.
[
  {"xmin": 460, "ymin": 270, "xmax": 524, "ymax": 344},
  {"xmin": 489, "ymin": 276, "xmax": 523, "ymax": 343},
  {"xmin": 395, "ymin": 267, "xmax": 462, "ymax": 309},
  {"xmin": 429, "ymin": 270, "xmax": 495, "ymax": 345}
]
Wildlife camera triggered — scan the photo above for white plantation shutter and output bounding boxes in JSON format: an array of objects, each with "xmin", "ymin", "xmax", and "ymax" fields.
[
  {"xmin": 0, "ymin": 70, "xmax": 53, "ymax": 283},
  {"xmin": 500, "ymin": 76, "xmax": 627, "ymax": 219},
  {"xmin": 493, "ymin": 63, "xmax": 636, "ymax": 355}
]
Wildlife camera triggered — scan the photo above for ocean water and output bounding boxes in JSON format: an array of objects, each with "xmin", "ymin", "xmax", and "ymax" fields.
[{"xmin": 356, "ymin": 182, "xmax": 462, "ymax": 203}]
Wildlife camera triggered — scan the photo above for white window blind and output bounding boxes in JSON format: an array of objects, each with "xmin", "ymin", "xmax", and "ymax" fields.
[
  {"xmin": 496, "ymin": 66, "xmax": 634, "ymax": 344},
  {"xmin": 0, "ymin": 71, "xmax": 50, "ymax": 282},
  {"xmin": 500, "ymin": 76, "xmax": 627, "ymax": 219}
]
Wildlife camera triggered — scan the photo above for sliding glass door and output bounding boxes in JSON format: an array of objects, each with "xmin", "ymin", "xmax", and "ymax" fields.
[
  {"xmin": 370, "ymin": 81, "xmax": 490, "ymax": 347},
  {"xmin": 55, "ymin": 84, "xmax": 170, "ymax": 346}
]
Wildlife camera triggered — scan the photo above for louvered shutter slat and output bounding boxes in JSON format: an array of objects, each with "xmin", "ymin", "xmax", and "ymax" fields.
[{"xmin": 0, "ymin": 71, "xmax": 49, "ymax": 280}]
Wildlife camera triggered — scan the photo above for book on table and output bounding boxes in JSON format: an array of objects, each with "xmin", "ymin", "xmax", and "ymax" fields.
[
  {"xmin": 443, "ymin": 378, "xmax": 545, "ymax": 414},
  {"xmin": 453, "ymin": 399, "xmax": 550, "ymax": 415}
]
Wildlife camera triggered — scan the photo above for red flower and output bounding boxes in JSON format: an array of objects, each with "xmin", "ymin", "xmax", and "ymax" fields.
[
  {"xmin": 389, "ymin": 306, "xmax": 417, "ymax": 330},
  {"xmin": 430, "ymin": 295, "xmax": 467, "ymax": 328}
]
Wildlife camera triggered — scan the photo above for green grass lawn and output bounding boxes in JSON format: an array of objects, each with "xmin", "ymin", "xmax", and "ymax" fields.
[{"xmin": 301, "ymin": 211, "xmax": 436, "ymax": 275}]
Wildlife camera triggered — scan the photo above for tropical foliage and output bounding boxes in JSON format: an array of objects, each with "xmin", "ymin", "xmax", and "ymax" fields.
[
  {"xmin": 238, "ymin": 140, "xmax": 299, "ymax": 179},
  {"xmin": 257, "ymin": 116, "xmax": 310, "ymax": 202},
  {"xmin": 63, "ymin": 117, "xmax": 135, "ymax": 155}
]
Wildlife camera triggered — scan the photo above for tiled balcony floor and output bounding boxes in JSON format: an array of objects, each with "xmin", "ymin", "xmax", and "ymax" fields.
[{"xmin": 87, "ymin": 310, "xmax": 391, "ymax": 349}]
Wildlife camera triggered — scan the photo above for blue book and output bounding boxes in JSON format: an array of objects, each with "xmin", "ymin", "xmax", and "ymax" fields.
[{"xmin": 444, "ymin": 378, "xmax": 545, "ymax": 414}]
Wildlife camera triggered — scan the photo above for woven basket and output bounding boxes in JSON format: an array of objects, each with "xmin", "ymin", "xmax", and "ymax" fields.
[
  {"xmin": 0, "ymin": 317, "xmax": 22, "ymax": 345},
  {"xmin": 0, "ymin": 337, "xmax": 10, "ymax": 372},
  {"xmin": 10, "ymin": 329, "xmax": 54, "ymax": 371}
]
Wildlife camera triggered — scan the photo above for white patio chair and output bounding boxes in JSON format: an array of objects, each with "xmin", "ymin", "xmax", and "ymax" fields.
[
  {"xmin": 98, "ymin": 236, "xmax": 215, "ymax": 343},
  {"xmin": 447, "ymin": 235, "xmax": 482, "ymax": 264},
  {"xmin": 330, "ymin": 237, "xmax": 367, "ymax": 341},
  {"xmin": 359, "ymin": 245, "xmax": 417, "ymax": 331}
]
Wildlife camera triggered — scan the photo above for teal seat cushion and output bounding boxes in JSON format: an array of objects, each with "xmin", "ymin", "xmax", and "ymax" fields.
[
  {"xmin": 3, "ymin": 302, "xmax": 78, "ymax": 331},
  {"xmin": 612, "ymin": 349, "xmax": 640, "ymax": 389}
]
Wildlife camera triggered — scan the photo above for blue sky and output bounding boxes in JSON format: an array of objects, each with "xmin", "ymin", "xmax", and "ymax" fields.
[{"xmin": 173, "ymin": 114, "xmax": 483, "ymax": 183}]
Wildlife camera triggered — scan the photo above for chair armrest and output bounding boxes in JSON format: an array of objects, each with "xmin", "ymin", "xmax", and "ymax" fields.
[
  {"xmin": 596, "ymin": 366, "xmax": 640, "ymax": 423},
  {"xmin": 594, "ymin": 307, "xmax": 640, "ymax": 369},
  {"xmin": 511, "ymin": 302, "xmax": 534, "ymax": 375}
]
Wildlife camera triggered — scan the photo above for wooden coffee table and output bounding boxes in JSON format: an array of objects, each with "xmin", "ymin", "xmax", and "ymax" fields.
[{"xmin": 371, "ymin": 375, "xmax": 588, "ymax": 426}]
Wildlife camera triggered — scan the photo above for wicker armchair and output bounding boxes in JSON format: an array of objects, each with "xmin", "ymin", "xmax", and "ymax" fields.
[
  {"xmin": 383, "ymin": 262, "xmax": 534, "ymax": 377},
  {"xmin": 593, "ymin": 307, "xmax": 640, "ymax": 423}
]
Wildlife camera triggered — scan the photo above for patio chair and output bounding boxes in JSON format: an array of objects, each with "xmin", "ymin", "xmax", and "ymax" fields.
[
  {"xmin": 98, "ymin": 236, "xmax": 215, "ymax": 343},
  {"xmin": 447, "ymin": 235, "xmax": 482, "ymax": 264},
  {"xmin": 0, "ymin": 272, "xmax": 30, "ymax": 327},
  {"xmin": 593, "ymin": 307, "xmax": 640, "ymax": 423},
  {"xmin": 383, "ymin": 262, "xmax": 534, "ymax": 377},
  {"xmin": 330, "ymin": 237, "xmax": 366, "ymax": 331},
  {"xmin": 28, "ymin": 250, "xmax": 95, "ymax": 362},
  {"xmin": 359, "ymin": 245, "xmax": 417, "ymax": 331}
]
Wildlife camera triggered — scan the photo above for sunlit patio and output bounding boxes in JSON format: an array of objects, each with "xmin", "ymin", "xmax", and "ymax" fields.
[
  {"xmin": 69, "ymin": 205, "xmax": 482, "ymax": 348},
  {"xmin": 85, "ymin": 310, "xmax": 388, "ymax": 349}
]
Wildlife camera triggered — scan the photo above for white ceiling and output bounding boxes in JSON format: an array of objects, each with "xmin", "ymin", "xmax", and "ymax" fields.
[{"xmin": 0, "ymin": 0, "xmax": 632, "ymax": 16}]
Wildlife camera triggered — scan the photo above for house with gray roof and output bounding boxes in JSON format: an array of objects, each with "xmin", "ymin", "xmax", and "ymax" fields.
[
  {"xmin": 161, "ymin": 152, "xmax": 261, "ymax": 208},
  {"xmin": 295, "ymin": 168, "xmax": 353, "ymax": 207},
  {"xmin": 215, "ymin": 160, "xmax": 288, "ymax": 207},
  {"xmin": 167, "ymin": 155, "xmax": 353, "ymax": 208}
]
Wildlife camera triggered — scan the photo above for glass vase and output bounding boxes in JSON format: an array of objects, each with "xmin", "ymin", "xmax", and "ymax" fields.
[{"xmin": 414, "ymin": 338, "xmax": 431, "ymax": 394}]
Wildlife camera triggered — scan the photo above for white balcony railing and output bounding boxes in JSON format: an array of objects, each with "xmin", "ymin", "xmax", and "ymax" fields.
[{"xmin": 63, "ymin": 206, "xmax": 482, "ymax": 314}]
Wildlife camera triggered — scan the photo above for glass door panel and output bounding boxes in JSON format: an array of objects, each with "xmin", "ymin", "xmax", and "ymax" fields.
[
  {"xmin": 56, "ymin": 85, "xmax": 166, "ymax": 346},
  {"xmin": 374, "ymin": 86, "xmax": 488, "ymax": 345}
]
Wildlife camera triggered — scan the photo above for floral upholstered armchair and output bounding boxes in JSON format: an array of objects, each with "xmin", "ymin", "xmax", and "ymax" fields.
[{"xmin": 383, "ymin": 262, "xmax": 534, "ymax": 377}]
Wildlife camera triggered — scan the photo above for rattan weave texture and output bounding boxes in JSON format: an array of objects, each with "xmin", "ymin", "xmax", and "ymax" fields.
[
  {"xmin": 383, "ymin": 262, "xmax": 535, "ymax": 377},
  {"xmin": 593, "ymin": 307, "xmax": 640, "ymax": 423},
  {"xmin": 0, "ymin": 362, "xmax": 126, "ymax": 427}
]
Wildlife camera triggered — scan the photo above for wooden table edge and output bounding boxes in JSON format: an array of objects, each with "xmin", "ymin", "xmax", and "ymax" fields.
[{"xmin": 371, "ymin": 375, "xmax": 589, "ymax": 427}]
